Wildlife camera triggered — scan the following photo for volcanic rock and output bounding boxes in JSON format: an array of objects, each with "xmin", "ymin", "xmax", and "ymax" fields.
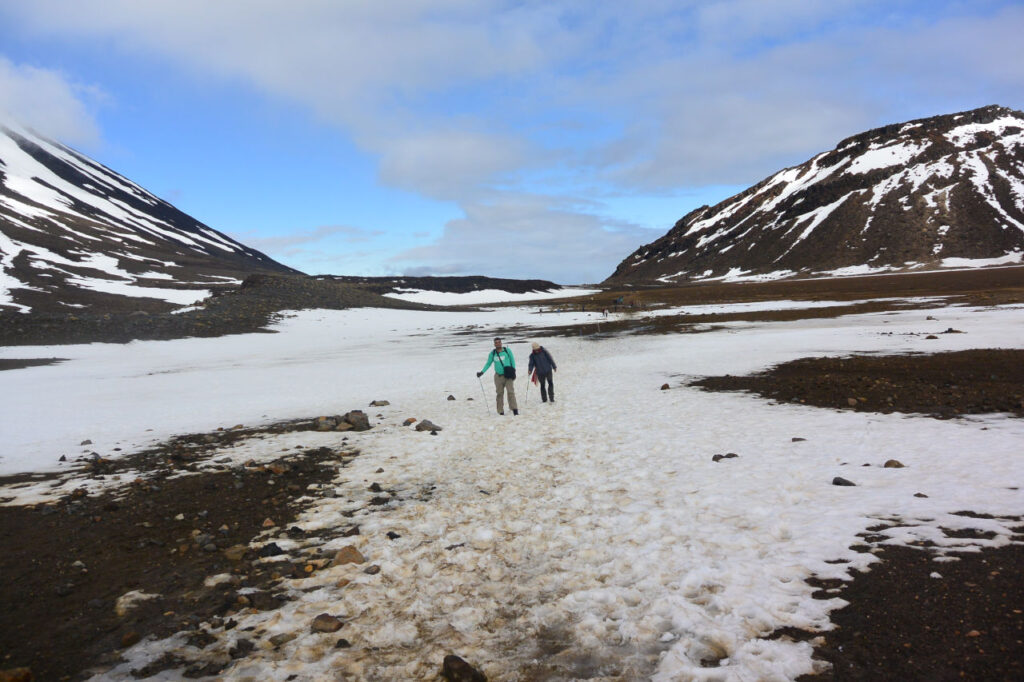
[{"xmin": 607, "ymin": 105, "xmax": 1024, "ymax": 284}]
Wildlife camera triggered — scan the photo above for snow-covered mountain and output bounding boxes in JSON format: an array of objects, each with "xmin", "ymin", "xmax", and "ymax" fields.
[
  {"xmin": 0, "ymin": 122, "xmax": 297, "ymax": 312},
  {"xmin": 607, "ymin": 104, "xmax": 1024, "ymax": 285}
]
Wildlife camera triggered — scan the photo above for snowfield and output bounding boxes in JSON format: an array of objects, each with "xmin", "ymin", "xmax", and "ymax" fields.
[{"xmin": 2, "ymin": 297, "xmax": 1023, "ymax": 680}]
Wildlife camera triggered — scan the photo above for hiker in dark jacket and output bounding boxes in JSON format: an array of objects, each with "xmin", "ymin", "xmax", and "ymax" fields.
[{"xmin": 527, "ymin": 342, "xmax": 557, "ymax": 403}]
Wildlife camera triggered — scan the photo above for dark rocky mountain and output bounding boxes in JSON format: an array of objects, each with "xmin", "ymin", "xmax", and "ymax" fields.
[
  {"xmin": 320, "ymin": 274, "xmax": 561, "ymax": 296},
  {"xmin": 607, "ymin": 105, "xmax": 1024, "ymax": 285},
  {"xmin": 0, "ymin": 122, "xmax": 298, "ymax": 313}
]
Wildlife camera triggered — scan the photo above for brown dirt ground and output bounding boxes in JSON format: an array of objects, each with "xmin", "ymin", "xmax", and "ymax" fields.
[
  {"xmin": 0, "ymin": 421, "xmax": 363, "ymax": 681},
  {"xmin": 691, "ymin": 349, "xmax": 1024, "ymax": 419}
]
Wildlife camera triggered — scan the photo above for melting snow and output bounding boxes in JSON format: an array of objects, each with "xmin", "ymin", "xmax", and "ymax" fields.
[{"xmin": 2, "ymin": 300, "xmax": 1023, "ymax": 680}]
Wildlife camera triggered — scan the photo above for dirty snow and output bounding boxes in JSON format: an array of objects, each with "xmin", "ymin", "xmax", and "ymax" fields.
[{"xmin": 2, "ymin": 298, "xmax": 1023, "ymax": 680}]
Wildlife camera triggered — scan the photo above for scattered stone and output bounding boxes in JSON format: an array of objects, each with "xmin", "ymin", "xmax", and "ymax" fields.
[
  {"xmin": 229, "ymin": 639, "xmax": 255, "ymax": 659},
  {"xmin": 447, "ymin": 395, "xmax": 456, "ymax": 401},
  {"xmin": 387, "ymin": 531, "xmax": 401, "ymax": 540},
  {"xmin": 120, "ymin": 631, "xmax": 141, "ymax": 648},
  {"xmin": 224, "ymin": 545, "xmax": 248, "ymax": 561},
  {"xmin": 914, "ymin": 492, "xmax": 929, "ymax": 498},
  {"xmin": 363, "ymin": 565, "xmax": 381, "ymax": 575},
  {"xmin": 942, "ymin": 328, "xmax": 964, "ymax": 334},
  {"xmin": 884, "ymin": 459, "xmax": 905, "ymax": 468},
  {"xmin": 80, "ymin": 440, "xmax": 92, "ymax": 446},
  {"xmin": 262, "ymin": 518, "xmax": 276, "ymax": 528},
  {"xmin": 403, "ymin": 418, "xmax": 417, "ymax": 426},
  {"xmin": 332, "ymin": 546, "xmax": 366, "ymax": 566},
  {"xmin": 258, "ymin": 543, "xmax": 284, "ymax": 558},
  {"xmin": 442, "ymin": 654, "xmax": 487, "ymax": 682},
  {"xmin": 965, "ymin": 629, "xmax": 981, "ymax": 638},
  {"xmin": 925, "ymin": 335, "xmax": 939, "ymax": 340},
  {"xmin": 847, "ymin": 398, "xmax": 859, "ymax": 406},
  {"xmin": 832, "ymin": 477, "xmax": 856, "ymax": 486},
  {"xmin": 269, "ymin": 632, "xmax": 298, "ymax": 647},
  {"xmin": 660, "ymin": 383, "xmax": 670, "ymax": 390},
  {"xmin": 335, "ymin": 638, "xmax": 352, "ymax": 648},
  {"xmin": 368, "ymin": 482, "xmax": 383, "ymax": 493},
  {"xmin": 711, "ymin": 453, "xmax": 739, "ymax": 462},
  {"xmin": 792, "ymin": 437, "xmax": 806, "ymax": 442},
  {"xmin": 342, "ymin": 410, "xmax": 371, "ymax": 431},
  {"xmin": 311, "ymin": 614, "xmax": 344, "ymax": 633},
  {"xmin": 369, "ymin": 400, "xmax": 390, "ymax": 407},
  {"xmin": 415, "ymin": 420, "xmax": 442, "ymax": 432}
]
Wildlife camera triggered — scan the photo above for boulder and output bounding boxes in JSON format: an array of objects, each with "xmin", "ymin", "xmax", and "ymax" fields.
[
  {"xmin": 832, "ymin": 477, "xmax": 856, "ymax": 486},
  {"xmin": 342, "ymin": 410, "xmax": 371, "ymax": 431},
  {"xmin": 369, "ymin": 400, "xmax": 390, "ymax": 407},
  {"xmin": 883, "ymin": 459, "xmax": 905, "ymax": 468},
  {"xmin": 416, "ymin": 420, "xmax": 442, "ymax": 432}
]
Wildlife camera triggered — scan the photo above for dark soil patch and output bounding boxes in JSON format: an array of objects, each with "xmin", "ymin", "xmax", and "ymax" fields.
[
  {"xmin": 691, "ymin": 349, "xmax": 1024, "ymax": 419},
  {"xmin": 0, "ymin": 357, "xmax": 67, "ymax": 371},
  {"xmin": 796, "ymin": 542, "xmax": 1024, "ymax": 681},
  {"xmin": 483, "ymin": 266, "xmax": 1024, "ymax": 342},
  {"xmin": 0, "ymin": 419, "xmax": 356, "ymax": 681},
  {"xmin": 0, "ymin": 274, "xmax": 438, "ymax": 347}
]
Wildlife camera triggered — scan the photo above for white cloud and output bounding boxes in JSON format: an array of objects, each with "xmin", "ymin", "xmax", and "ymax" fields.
[
  {"xmin": 0, "ymin": 57, "xmax": 102, "ymax": 146},
  {"xmin": 3, "ymin": 1, "xmax": 1022, "ymax": 282},
  {"xmin": 389, "ymin": 193, "xmax": 661, "ymax": 284}
]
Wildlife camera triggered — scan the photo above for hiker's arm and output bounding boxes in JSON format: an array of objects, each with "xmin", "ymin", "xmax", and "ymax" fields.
[{"xmin": 480, "ymin": 352, "xmax": 495, "ymax": 374}]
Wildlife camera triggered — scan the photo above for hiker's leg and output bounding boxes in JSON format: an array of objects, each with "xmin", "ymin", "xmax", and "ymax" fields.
[
  {"xmin": 506, "ymin": 378, "xmax": 518, "ymax": 411},
  {"xmin": 539, "ymin": 373, "xmax": 549, "ymax": 402},
  {"xmin": 546, "ymin": 373, "xmax": 554, "ymax": 401},
  {"xmin": 493, "ymin": 374, "xmax": 504, "ymax": 413}
]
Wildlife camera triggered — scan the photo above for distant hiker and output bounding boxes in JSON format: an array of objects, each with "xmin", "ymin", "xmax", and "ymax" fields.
[
  {"xmin": 477, "ymin": 337, "xmax": 518, "ymax": 415},
  {"xmin": 528, "ymin": 342, "xmax": 557, "ymax": 403}
]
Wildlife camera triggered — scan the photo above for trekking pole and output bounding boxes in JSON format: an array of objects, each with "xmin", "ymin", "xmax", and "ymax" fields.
[{"xmin": 477, "ymin": 374, "xmax": 489, "ymax": 414}]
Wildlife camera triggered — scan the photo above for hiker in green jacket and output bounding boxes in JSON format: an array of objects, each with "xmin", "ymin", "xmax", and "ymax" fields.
[{"xmin": 477, "ymin": 337, "xmax": 518, "ymax": 415}]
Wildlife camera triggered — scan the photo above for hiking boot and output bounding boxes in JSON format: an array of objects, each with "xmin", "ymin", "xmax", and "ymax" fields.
[{"xmin": 512, "ymin": 409, "xmax": 519, "ymax": 416}]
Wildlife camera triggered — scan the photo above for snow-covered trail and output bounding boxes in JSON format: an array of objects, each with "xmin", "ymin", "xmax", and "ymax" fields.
[
  {"xmin": 4, "ymin": 302, "xmax": 1024, "ymax": 680},
  {"xmin": 227, "ymin": 323, "xmax": 1020, "ymax": 681}
]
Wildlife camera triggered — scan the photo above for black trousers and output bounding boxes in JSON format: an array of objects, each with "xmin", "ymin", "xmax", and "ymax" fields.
[{"xmin": 538, "ymin": 372, "xmax": 554, "ymax": 401}]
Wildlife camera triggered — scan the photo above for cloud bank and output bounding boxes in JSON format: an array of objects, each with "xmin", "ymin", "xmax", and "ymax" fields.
[{"xmin": 2, "ymin": 1, "xmax": 1023, "ymax": 282}]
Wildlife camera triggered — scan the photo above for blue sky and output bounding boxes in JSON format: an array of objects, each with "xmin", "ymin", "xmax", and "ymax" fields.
[{"xmin": 1, "ymin": 1, "xmax": 1022, "ymax": 284}]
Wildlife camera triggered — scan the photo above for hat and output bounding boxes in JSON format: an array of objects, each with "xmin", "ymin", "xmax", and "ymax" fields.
[{"xmin": 531, "ymin": 342, "xmax": 540, "ymax": 350}]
